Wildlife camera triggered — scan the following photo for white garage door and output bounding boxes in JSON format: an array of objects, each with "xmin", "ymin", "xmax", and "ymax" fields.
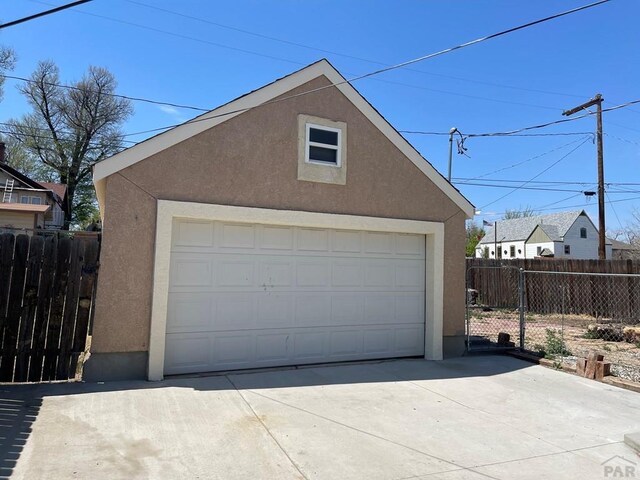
[{"xmin": 164, "ymin": 219, "xmax": 426, "ymax": 375}]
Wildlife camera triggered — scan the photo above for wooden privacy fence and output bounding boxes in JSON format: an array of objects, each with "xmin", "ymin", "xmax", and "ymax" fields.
[
  {"xmin": 0, "ymin": 232, "xmax": 100, "ymax": 383},
  {"xmin": 467, "ymin": 258, "xmax": 640, "ymax": 321}
]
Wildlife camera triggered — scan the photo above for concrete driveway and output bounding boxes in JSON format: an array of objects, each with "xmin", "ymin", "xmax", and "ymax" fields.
[{"xmin": 1, "ymin": 355, "xmax": 638, "ymax": 480}]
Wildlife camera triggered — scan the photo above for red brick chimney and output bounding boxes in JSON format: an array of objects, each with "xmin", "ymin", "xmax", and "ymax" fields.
[{"xmin": 0, "ymin": 142, "xmax": 5, "ymax": 164}]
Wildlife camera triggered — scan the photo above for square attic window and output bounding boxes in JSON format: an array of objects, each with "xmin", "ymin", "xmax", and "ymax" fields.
[{"xmin": 306, "ymin": 123, "xmax": 341, "ymax": 166}]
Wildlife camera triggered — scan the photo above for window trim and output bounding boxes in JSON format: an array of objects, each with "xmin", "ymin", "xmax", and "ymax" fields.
[
  {"xmin": 305, "ymin": 123, "xmax": 342, "ymax": 167},
  {"xmin": 580, "ymin": 227, "xmax": 587, "ymax": 239},
  {"xmin": 510, "ymin": 245, "xmax": 516, "ymax": 258},
  {"xmin": 297, "ymin": 114, "xmax": 347, "ymax": 186}
]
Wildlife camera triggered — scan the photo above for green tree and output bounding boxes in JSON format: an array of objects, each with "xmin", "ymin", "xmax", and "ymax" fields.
[
  {"xmin": 502, "ymin": 206, "xmax": 535, "ymax": 220},
  {"xmin": 7, "ymin": 61, "xmax": 132, "ymax": 229},
  {"xmin": 0, "ymin": 46, "xmax": 16, "ymax": 101},
  {"xmin": 466, "ymin": 221, "xmax": 485, "ymax": 257}
]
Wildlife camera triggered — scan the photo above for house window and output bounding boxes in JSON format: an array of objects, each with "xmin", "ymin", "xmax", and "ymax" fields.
[
  {"xmin": 306, "ymin": 124, "xmax": 341, "ymax": 166},
  {"xmin": 297, "ymin": 114, "xmax": 347, "ymax": 185},
  {"xmin": 580, "ymin": 227, "xmax": 587, "ymax": 239},
  {"xmin": 564, "ymin": 245, "xmax": 571, "ymax": 255},
  {"xmin": 20, "ymin": 195, "xmax": 29, "ymax": 204},
  {"xmin": 510, "ymin": 245, "xmax": 516, "ymax": 257},
  {"xmin": 31, "ymin": 197, "xmax": 42, "ymax": 205},
  {"xmin": 537, "ymin": 246, "xmax": 542, "ymax": 255}
]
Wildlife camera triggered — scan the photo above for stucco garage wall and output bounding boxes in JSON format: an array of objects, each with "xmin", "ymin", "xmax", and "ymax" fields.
[{"xmin": 91, "ymin": 75, "xmax": 467, "ymax": 368}]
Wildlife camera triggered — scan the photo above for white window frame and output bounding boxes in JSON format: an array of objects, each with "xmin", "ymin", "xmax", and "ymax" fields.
[
  {"xmin": 20, "ymin": 195, "xmax": 29, "ymax": 204},
  {"xmin": 305, "ymin": 123, "xmax": 342, "ymax": 167},
  {"xmin": 580, "ymin": 227, "xmax": 587, "ymax": 239},
  {"xmin": 31, "ymin": 196, "xmax": 42, "ymax": 205}
]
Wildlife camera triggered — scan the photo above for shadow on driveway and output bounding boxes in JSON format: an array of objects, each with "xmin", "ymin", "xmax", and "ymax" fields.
[{"xmin": 0, "ymin": 354, "xmax": 532, "ymax": 479}]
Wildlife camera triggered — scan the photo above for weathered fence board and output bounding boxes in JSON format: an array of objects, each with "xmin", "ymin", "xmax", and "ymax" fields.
[{"xmin": 0, "ymin": 232, "xmax": 100, "ymax": 383}]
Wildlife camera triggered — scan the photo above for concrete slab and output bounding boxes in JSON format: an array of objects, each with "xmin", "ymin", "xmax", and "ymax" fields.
[
  {"xmin": 625, "ymin": 432, "xmax": 640, "ymax": 452},
  {"xmin": 1, "ymin": 355, "xmax": 638, "ymax": 480}
]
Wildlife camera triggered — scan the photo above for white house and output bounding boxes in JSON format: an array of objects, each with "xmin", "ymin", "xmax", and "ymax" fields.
[{"xmin": 475, "ymin": 210, "xmax": 612, "ymax": 260}]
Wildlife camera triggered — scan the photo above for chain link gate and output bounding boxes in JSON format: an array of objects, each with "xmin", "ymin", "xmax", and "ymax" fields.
[
  {"xmin": 466, "ymin": 264, "xmax": 523, "ymax": 352},
  {"xmin": 466, "ymin": 265, "xmax": 640, "ymax": 382}
]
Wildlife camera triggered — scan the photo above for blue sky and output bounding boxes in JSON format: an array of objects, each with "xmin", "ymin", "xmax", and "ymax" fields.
[{"xmin": 1, "ymin": 0, "xmax": 639, "ymax": 231}]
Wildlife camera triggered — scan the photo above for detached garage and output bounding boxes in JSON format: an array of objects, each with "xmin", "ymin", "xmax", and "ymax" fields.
[{"xmin": 90, "ymin": 59, "xmax": 474, "ymax": 381}]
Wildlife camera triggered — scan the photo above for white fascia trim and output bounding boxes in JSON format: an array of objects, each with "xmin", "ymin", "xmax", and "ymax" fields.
[
  {"xmin": 93, "ymin": 60, "xmax": 473, "ymax": 219},
  {"xmin": 148, "ymin": 200, "xmax": 445, "ymax": 381}
]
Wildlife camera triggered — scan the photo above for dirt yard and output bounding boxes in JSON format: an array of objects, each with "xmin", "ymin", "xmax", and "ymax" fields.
[{"xmin": 467, "ymin": 308, "xmax": 640, "ymax": 381}]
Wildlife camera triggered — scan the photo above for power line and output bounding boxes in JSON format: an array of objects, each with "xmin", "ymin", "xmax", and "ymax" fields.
[
  {"xmin": 32, "ymin": 0, "xmax": 609, "ymax": 138},
  {"xmin": 459, "ymin": 137, "xmax": 591, "ymax": 181},
  {"xmin": 400, "ymin": 131, "xmax": 593, "ymax": 137},
  {"xmin": 124, "ymin": 0, "xmax": 600, "ymax": 101},
  {"xmin": 0, "ymin": 73, "xmax": 210, "ymax": 113},
  {"xmin": 0, "ymin": 0, "xmax": 92, "ymax": 29},
  {"xmin": 480, "ymin": 136, "xmax": 592, "ymax": 209},
  {"xmin": 485, "ymin": 194, "xmax": 640, "ymax": 217}
]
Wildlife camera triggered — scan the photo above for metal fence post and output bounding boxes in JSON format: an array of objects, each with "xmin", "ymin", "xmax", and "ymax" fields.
[{"xmin": 519, "ymin": 268, "xmax": 525, "ymax": 350}]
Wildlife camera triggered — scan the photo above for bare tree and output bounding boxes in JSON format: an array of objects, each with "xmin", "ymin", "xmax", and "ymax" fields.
[
  {"xmin": 502, "ymin": 206, "xmax": 535, "ymax": 220},
  {"xmin": 0, "ymin": 46, "xmax": 16, "ymax": 101},
  {"xmin": 7, "ymin": 61, "xmax": 132, "ymax": 228}
]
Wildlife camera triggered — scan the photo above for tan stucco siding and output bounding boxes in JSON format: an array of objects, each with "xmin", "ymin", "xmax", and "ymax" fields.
[{"xmin": 92, "ymin": 75, "xmax": 467, "ymax": 353}]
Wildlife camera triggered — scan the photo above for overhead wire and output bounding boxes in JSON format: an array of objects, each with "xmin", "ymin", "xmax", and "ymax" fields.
[
  {"xmin": 23, "ymin": 0, "xmax": 610, "ymax": 139},
  {"xmin": 479, "ymin": 136, "xmax": 593, "ymax": 209},
  {"xmin": 123, "ymin": 0, "xmax": 592, "ymax": 100},
  {"xmin": 0, "ymin": 0, "xmax": 92, "ymax": 30}
]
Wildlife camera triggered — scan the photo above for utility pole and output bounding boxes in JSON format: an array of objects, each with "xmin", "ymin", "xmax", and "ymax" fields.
[
  {"xmin": 562, "ymin": 94, "xmax": 606, "ymax": 260},
  {"xmin": 447, "ymin": 127, "xmax": 458, "ymax": 182}
]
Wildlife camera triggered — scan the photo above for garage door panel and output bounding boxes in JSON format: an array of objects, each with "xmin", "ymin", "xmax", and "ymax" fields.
[
  {"xmin": 396, "ymin": 294, "xmax": 425, "ymax": 322},
  {"xmin": 330, "ymin": 296, "xmax": 364, "ymax": 326},
  {"xmin": 395, "ymin": 327, "xmax": 425, "ymax": 354},
  {"xmin": 255, "ymin": 333, "xmax": 290, "ymax": 363},
  {"xmin": 257, "ymin": 295, "xmax": 294, "ymax": 328},
  {"xmin": 294, "ymin": 295, "xmax": 331, "ymax": 326},
  {"xmin": 170, "ymin": 258, "xmax": 211, "ymax": 287},
  {"xmin": 216, "ymin": 260, "xmax": 254, "ymax": 287},
  {"xmin": 214, "ymin": 294, "xmax": 255, "ymax": 330},
  {"xmin": 165, "ymin": 219, "xmax": 427, "ymax": 375},
  {"xmin": 167, "ymin": 293, "xmax": 212, "ymax": 333},
  {"xmin": 213, "ymin": 334, "xmax": 253, "ymax": 365},
  {"xmin": 296, "ymin": 262, "xmax": 330, "ymax": 287},
  {"xmin": 297, "ymin": 228, "xmax": 329, "ymax": 251},
  {"xmin": 261, "ymin": 260, "xmax": 294, "ymax": 287},
  {"xmin": 329, "ymin": 330, "xmax": 363, "ymax": 356},
  {"xmin": 293, "ymin": 331, "xmax": 327, "ymax": 360},
  {"xmin": 332, "ymin": 230, "xmax": 361, "ymax": 253},
  {"xmin": 331, "ymin": 262, "xmax": 363, "ymax": 287},
  {"xmin": 164, "ymin": 334, "xmax": 211, "ymax": 374},
  {"xmin": 172, "ymin": 220, "xmax": 214, "ymax": 248},
  {"xmin": 219, "ymin": 222, "xmax": 256, "ymax": 249},
  {"xmin": 363, "ymin": 329, "xmax": 394, "ymax": 355},
  {"xmin": 260, "ymin": 225, "xmax": 294, "ymax": 250}
]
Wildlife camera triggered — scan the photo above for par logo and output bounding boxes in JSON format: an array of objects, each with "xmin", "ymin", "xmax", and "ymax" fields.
[{"xmin": 602, "ymin": 456, "xmax": 637, "ymax": 478}]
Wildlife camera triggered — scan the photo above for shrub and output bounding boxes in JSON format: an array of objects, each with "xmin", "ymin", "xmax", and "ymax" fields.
[{"xmin": 544, "ymin": 329, "xmax": 571, "ymax": 357}]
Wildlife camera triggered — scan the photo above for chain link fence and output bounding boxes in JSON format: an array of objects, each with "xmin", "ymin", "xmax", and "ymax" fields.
[{"xmin": 467, "ymin": 265, "xmax": 640, "ymax": 383}]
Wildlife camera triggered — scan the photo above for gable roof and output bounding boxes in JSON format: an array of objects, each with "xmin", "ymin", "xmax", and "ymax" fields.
[
  {"xmin": 0, "ymin": 163, "xmax": 47, "ymax": 191},
  {"xmin": 39, "ymin": 182, "xmax": 67, "ymax": 201},
  {"xmin": 92, "ymin": 59, "xmax": 474, "ymax": 218},
  {"xmin": 478, "ymin": 210, "xmax": 592, "ymax": 244}
]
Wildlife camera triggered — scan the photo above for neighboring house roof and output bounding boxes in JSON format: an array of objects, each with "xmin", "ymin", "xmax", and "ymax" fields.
[
  {"xmin": 609, "ymin": 238, "xmax": 639, "ymax": 251},
  {"xmin": 0, "ymin": 203, "xmax": 50, "ymax": 213},
  {"xmin": 478, "ymin": 210, "xmax": 611, "ymax": 245},
  {"xmin": 0, "ymin": 163, "xmax": 47, "ymax": 191},
  {"xmin": 539, "ymin": 248, "xmax": 554, "ymax": 257},
  {"xmin": 38, "ymin": 182, "xmax": 67, "ymax": 200},
  {"xmin": 92, "ymin": 59, "xmax": 474, "ymax": 218}
]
